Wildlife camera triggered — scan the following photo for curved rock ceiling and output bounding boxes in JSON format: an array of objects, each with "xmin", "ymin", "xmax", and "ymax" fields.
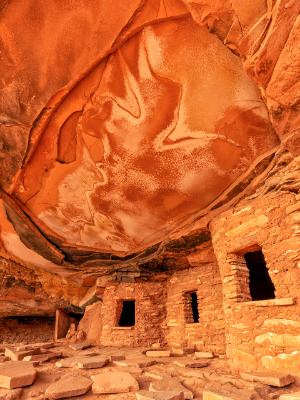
[
  {"xmin": 13, "ymin": 16, "xmax": 278, "ymax": 254},
  {"xmin": 0, "ymin": 0, "xmax": 299, "ymax": 266}
]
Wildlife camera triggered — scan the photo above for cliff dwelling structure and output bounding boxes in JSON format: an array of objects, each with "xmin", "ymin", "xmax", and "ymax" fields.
[{"xmin": 0, "ymin": 0, "xmax": 299, "ymax": 399}]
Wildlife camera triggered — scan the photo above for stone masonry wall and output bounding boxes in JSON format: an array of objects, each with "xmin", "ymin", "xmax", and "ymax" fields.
[
  {"xmin": 166, "ymin": 245, "xmax": 226, "ymax": 354},
  {"xmin": 100, "ymin": 281, "xmax": 167, "ymax": 347},
  {"xmin": 210, "ymin": 191, "xmax": 300, "ymax": 372}
]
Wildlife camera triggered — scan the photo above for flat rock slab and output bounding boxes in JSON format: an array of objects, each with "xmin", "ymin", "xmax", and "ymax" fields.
[
  {"xmin": 144, "ymin": 372, "xmax": 172, "ymax": 381},
  {"xmin": 92, "ymin": 372, "xmax": 139, "ymax": 394},
  {"xmin": 174, "ymin": 360, "xmax": 209, "ymax": 368},
  {"xmin": 13, "ymin": 346, "xmax": 34, "ymax": 352},
  {"xmin": 56, "ymin": 357, "xmax": 82, "ymax": 368},
  {"xmin": 136, "ymin": 391, "xmax": 182, "ymax": 400},
  {"xmin": 77, "ymin": 356, "xmax": 109, "ymax": 369},
  {"xmin": 280, "ymin": 393, "xmax": 300, "ymax": 399},
  {"xmin": 112, "ymin": 361, "xmax": 129, "ymax": 367},
  {"xmin": 136, "ymin": 390, "xmax": 184, "ymax": 399},
  {"xmin": 134, "ymin": 359, "xmax": 157, "ymax": 368},
  {"xmin": 149, "ymin": 378, "xmax": 193, "ymax": 399},
  {"xmin": 194, "ymin": 352, "xmax": 214, "ymax": 359},
  {"xmin": 203, "ymin": 391, "xmax": 241, "ymax": 400},
  {"xmin": 33, "ymin": 342, "xmax": 55, "ymax": 350},
  {"xmin": 151, "ymin": 343, "xmax": 161, "ymax": 350},
  {"xmin": 56, "ymin": 355, "xmax": 108, "ymax": 369},
  {"xmin": 15, "ymin": 342, "xmax": 54, "ymax": 351},
  {"xmin": 146, "ymin": 351, "xmax": 171, "ymax": 358},
  {"xmin": 110, "ymin": 355, "xmax": 126, "ymax": 361},
  {"xmin": 23, "ymin": 352, "xmax": 61, "ymax": 363},
  {"xmin": 240, "ymin": 372, "xmax": 294, "ymax": 387},
  {"xmin": 171, "ymin": 349, "xmax": 185, "ymax": 356},
  {"xmin": 69, "ymin": 343, "xmax": 91, "ymax": 351},
  {"xmin": 0, "ymin": 361, "xmax": 36, "ymax": 389},
  {"xmin": 5, "ymin": 348, "xmax": 39, "ymax": 361},
  {"xmin": 45, "ymin": 374, "xmax": 92, "ymax": 399}
]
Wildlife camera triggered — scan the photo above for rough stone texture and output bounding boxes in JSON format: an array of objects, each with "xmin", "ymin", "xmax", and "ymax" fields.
[
  {"xmin": 68, "ymin": 342, "xmax": 91, "ymax": 351},
  {"xmin": 240, "ymin": 372, "xmax": 294, "ymax": 387},
  {"xmin": 149, "ymin": 378, "xmax": 193, "ymax": 400},
  {"xmin": 194, "ymin": 352, "xmax": 214, "ymax": 359},
  {"xmin": 92, "ymin": 372, "xmax": 139, "ymax": 394},
  {"xmin": 210, "ymin": 181, "xmax": 300, "ymax": 372},
  {"xmin": 56, "ymin": 355, "xmax": 108, "ymax": 369},
  {"xmin": 8, "ymin": 16, "xmax": 278, "ymax": 258},
  {"xmin": 5, "ymin": 348, "xmax": 38, "ymax": 361},
  {"xmin": 174, "ymin": 360, "xmax": 209, "ymax": 368},
  {"xmin": 0, "ymin": 388, "xmax": 23, "ymax": 400},
  {"xmin": 202, "ymin": 391, "xmax": 243, "ymax": 400},
  {"xmin": 136, "ymin": 391, "xmax": 184, "ymax": 400},
  {"xmin": 100, "ymin": 282, "xmax": 167, "ymax": 347},
  {"xmin": 280, "ymin": 393, "xmax": 300, "ymax": 400},
  {"xmin": 76, "ymin": 302, "xmax": 102, "ymax": 343},
  {"xmin": 0, "ymin": 0, "xmax": 291, "ymax": 268},
  {"xmin": 45, "ymin": 374, "xmax": 92, "ymax": 399},
  {"xmin": 0, "ymin": 361, "xmax": 36, "ymax": 389},
  {"xmin": 76, "ymin": 355, "xmax": 109, "ymax": 369},
  {"xmin": 0, "ymin": 0, "xmax": 299, "ymax": 385},
  {"xmin": 146, "ymin": 351, "xmax": 171, "ymax": 358},
  {"xmin": 54, "ymin": 310, "xmax": 74, "ymax": 340},
  {"xmin": 166, "ymin": 248, "xmax": 225, "ymax": 353}
]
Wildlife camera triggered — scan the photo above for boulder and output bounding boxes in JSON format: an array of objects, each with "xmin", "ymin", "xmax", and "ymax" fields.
[
  {"xmin": 45, "ymin": 374, "xmax": 92, "ymax": 399},
  {"xmin": 92, "ymin": 372, "xmax": 139, "ymax": 394},
  {"xmin": 0, "ymin": 361, "xmax": 36, "ymax": 389}
]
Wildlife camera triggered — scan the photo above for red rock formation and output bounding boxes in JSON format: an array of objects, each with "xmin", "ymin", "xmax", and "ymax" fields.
[{"xmin": 0, "ymin": 0, "xmax": 299, "ymax": 367}]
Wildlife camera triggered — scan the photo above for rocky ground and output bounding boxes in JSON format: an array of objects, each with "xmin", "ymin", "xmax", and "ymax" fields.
[
  {"xmin": 0, "ymin": 341, "xmax": 299, "ymax": 400},
  {"xmin": 0, "ymin": 318, "xmax": 55, "ymax": 345}
]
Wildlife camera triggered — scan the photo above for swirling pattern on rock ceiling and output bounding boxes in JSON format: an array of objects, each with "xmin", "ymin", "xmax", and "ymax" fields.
[{"xmin": 11, "ymin": 15, "xmax": 278, "ymax": 255}]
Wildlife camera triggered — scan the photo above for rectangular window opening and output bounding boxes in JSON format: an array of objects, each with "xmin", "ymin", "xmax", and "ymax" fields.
[
  {"xmin": 118, "ymin": 300, "xmax": 135, "ymax": 327},
  {"xmin": 243, "ymin": 248, "xmax": 275, "ymax": 301},
  {"xmin": 184, "ymin": 291, "xmax": 199, "ymax": 323}
]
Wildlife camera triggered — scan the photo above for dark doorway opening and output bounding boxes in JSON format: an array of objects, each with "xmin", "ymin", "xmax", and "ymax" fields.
[
  {"xmin": 118, "ymin": 300, "xmax": 135, "ymax": 327},
  {"xmin": 55, "ymin": 309, "xmax": 84, "ymax": 340},
  {"xmin": 244, "ymin": 249, "xmax": 275, "ymax": 301},
  {"xmin": 185, "ymin": 291, "xmax": 199, "ymax": 323}
]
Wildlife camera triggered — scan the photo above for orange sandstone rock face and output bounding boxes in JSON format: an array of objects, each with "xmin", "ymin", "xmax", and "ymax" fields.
[
  {"xmin": 7, "ymin": 15, "xmax": 278, "ymax": 255},
  {"xmin": 0, "ymin": 1, "xmax": 298, "ymax": 264}
]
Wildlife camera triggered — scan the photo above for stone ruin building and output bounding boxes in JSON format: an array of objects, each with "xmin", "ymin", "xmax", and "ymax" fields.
[{"xmin": 0, "ymin": 1, "xmax": 299, "ymax": 399}]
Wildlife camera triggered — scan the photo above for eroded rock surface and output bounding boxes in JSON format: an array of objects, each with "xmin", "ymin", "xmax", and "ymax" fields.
[
  {"xmin": 2, "ymin": 0, "xmax": 298, "ymax": 269},
  {"xmin": 0, "ymin": 0, "xmax": 299, "ymax": 382}
]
